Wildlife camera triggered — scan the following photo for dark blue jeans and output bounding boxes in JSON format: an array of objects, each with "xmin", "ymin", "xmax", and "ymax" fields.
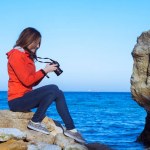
[{"xmin": 8, "ymin": 84, "xmax": 75, "ymax": 130}]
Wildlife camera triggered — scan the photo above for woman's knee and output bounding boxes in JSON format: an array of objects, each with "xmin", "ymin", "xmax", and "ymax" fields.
[
  {"xmin": 55, "ymin": 90, "xmax": 65, "ymax": 101},
  {"xmin": 58, "ymin": 89, "xmax": 64, "ymax": 96},
  {"xmin": 45, "ymin": 84, "xmax": 61, "ymax": 97},
  {"xmin": 47, "ymin": 84, "xmax": 59, "ymax": 91},
  {"xmin": 46, "ymin": 84, "xmax": 64, "ymax": 99}
]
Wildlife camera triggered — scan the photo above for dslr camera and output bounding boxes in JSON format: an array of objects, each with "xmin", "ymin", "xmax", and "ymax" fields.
[
  {"xmin": 35, "ymin": 56, "xmax": 63, "ymax": 76},
  {"xmin": 50, "ymin": 59, "xmax": 63, "ymax": 76}
]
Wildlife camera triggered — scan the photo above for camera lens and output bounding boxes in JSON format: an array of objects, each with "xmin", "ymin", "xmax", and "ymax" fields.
[{"xmin": 55, "ymin": 67, "xmax": 63, "ymax": 76}]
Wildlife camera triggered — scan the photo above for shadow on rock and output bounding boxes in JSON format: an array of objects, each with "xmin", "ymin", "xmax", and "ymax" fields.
[
  {"xmin": 85, "ymin": 143, "xmax": 113, "ymax": 150},
  {"xmin": 137, "ymin": 111, "xmax": 150, "ymax": 148}
]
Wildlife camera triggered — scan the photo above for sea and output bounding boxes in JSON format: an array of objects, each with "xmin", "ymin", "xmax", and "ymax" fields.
[{"xmin": 0, "ymin": 91, "xmax": 148, "ymax": 150}]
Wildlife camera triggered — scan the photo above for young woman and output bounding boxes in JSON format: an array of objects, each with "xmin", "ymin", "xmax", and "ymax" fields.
[{"xmin": 6, "ymin": 27, "xmax": 85, "ymax": 144}]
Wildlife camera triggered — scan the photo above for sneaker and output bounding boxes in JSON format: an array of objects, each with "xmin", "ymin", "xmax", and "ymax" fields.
[
  {"xmin": 27, "ymin": 120, "xmax": 50, "ymax": 135},
  {"xmin": 64, "ymin": 130, "xmax": 86, "ymax": 144}
]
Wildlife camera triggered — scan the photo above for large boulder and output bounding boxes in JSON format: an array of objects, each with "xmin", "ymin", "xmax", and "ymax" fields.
[
  {"xmin": 131, "ymin": 30, "xmax": 150, "ymax": 111},
  {"xmin": 0, "ymin": 110, "xmax": 55, "ymax": 144}
]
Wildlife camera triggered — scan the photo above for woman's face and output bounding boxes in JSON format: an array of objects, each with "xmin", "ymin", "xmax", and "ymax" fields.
[{"xmin": 27, "ymin": 38, "xmax": 41, "ymax": 53}]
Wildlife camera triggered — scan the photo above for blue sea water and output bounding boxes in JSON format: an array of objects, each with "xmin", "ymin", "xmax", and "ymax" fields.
[{"xmin": 0, "ymin": 91, "xmax": 147, "ymax": 150}]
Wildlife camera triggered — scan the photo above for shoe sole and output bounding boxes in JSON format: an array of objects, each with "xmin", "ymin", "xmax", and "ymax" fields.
[
  {"xmin": 27, "ymin": 124, "xmax": 50, "ymax": 135},
  {"xmin": 64, "ymin": 132, "xmax": 85, "ymax": 144}
]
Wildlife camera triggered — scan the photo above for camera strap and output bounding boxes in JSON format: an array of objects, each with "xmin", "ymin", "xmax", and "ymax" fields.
[
  {"xmin": 24, "ymin": 47, "xmax": 54, "ymax": 64},
  {"xmin": 36, "ymin": 57, "xmax": 54, "ymax": 64}
]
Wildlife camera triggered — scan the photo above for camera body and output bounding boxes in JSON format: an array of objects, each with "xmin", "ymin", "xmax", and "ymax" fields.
[
  {"xmin": 35, "ymin": 56, "xmax": 63, "ymax": 76},
  {"xmin": 50, "ymin": 60, "xmax": 63, "ymax": 76}
]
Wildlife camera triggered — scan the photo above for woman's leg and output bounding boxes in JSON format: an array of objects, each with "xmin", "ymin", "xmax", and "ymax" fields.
[
  {"xmin": 9, "ymin": 85, "xmax": 56, "ymax": 121},
  {"xmin": 9, "ymin": 84, "xmax": 85, "ymax": 142},
  {"xmin": 8, "ymin": 84, "xmax": 75, "ymax": 129},
  {"xmin": 54, "ymin": 89, "xmax": 75, "ymax": 130}
]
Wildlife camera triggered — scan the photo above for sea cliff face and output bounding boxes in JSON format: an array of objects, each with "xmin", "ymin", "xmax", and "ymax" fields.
[
  {"xmin": 131, "ymin": 30, "xmax": 150, "ymax": 111},
  {"xmin": 131, "ymin": 30, "xmax": 150, "ymax": 146}
]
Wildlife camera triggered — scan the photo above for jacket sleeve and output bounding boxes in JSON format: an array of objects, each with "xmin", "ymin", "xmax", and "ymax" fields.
[
  {"xmin": 33, "ymin": 71, "xmax": 45, "ymax": 86},
  {"xmin": 8, "ymin": 51, "xmax": 45, "ymax": 87}
]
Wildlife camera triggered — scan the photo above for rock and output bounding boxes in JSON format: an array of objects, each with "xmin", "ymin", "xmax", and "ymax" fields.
[
  {"xmin": 55, "ymin": 133, "xmax": 89, "ymax": 150},
  {"xmin": 54, "ymin": 133, "xmax": 75, "ymax": 148},
  {"xmin": 0, "ymin": 139, "xmax": 27, "ymax": 150},
  {"xmin": 131, "ymin": 30, "xmax": 150, "ymax": 111},
  {"xmin": 0, "ymin": 128, "xmax": 26, "ymax": 141},
  {"xmin": 0, "ymin": 110, "xmax": 91, "ymax": 150},
  {"xmin": 0, "ymin": 110, "xmax": 33, "ymax": 130},
  {"xmin": 28, "ymin": 142, "xmax": 61, "ymax": 150},
  {"xmin": 0, "ymin": 110, "xmax": 55, "ymax": 143},
  {"xmin": 42, "ymin": 117, "xmax": 63, "ymax": 136},
  {"xmin": 131, "ymin": 30, "xmax": 150, "ymax": 146},
  {"xmin": 0, "ymin": 110, "xmax": 111, "ymax": 150},
  {"xmin": 86, "ymin": 143, "xmax": 113, "ymax": 150},
  {"xmin": 137, "ymin": 111, "xmax": 150, "ymax": 146},
  {"xmin": 25, "ymin": 130, "xmax": 54, "ymax": 144},
  {"xmin": 65, "ymin": 143, "xmax": 88, "ymax": 150}
]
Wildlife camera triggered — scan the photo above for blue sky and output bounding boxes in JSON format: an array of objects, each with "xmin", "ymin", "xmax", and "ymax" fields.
[{"xmin": 0, "ymin": 0, "xmax": 150, "ymax": 92}]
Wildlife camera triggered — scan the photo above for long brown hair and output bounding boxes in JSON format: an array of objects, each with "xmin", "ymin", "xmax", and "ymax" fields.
[
  {"xmin": 14, "ymin": 27, "xmax": 41, "ymax": 49},
  {"xmin": 14, "ymin": 27, "xmax": 41, "ymax": 59}
]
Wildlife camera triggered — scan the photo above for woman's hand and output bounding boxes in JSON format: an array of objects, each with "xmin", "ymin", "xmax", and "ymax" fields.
[{"xmin": 43, "ymin": 64, "xmax": 58, "ymax": 74}]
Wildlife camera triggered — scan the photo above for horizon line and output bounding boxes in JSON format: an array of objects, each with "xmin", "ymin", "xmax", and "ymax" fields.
[{"xmin": 0, "ymin": 90, "xmax": 131, "ymax": 93}]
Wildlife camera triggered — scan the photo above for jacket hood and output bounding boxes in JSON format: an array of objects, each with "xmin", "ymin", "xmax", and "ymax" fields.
[
  {"xmin": 6, "ymin": 47, "xmax": 26, "ymax": 59},
  {"xmin": 6, "ymin": 49, "xmax": 15, "ymax": 59}
]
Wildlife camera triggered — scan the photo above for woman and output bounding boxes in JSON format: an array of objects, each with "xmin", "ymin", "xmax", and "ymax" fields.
[{"xmin": 6, "ymin": 27, "xmax": 85, "ymax": 144}]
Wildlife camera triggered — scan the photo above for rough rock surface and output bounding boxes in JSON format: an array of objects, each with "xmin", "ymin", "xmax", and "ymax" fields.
[
  {"xmin": 131, "ymin": 30, "xmax": 150, "ymax": 146},
  {"xmin": 0, "ymin": 128, "xmax": 26, "ymax": 142},
  {"xmin": 28, "ymin": 142, "xmax": 61, "ymax": 150},
  {"xmin": 0, "ymin": 139, "xmax": 28, "ymax": 150},
  {"xmin": 0, "ymin": 110, "xmax": 55, "ymax": 144},
  {"xmin": 0, "ymin": 110, "xmax": 111, "ymax": 149},
  {"xmin": 131, "ymin": 30, "xmax": 150, "ymax": 111}
]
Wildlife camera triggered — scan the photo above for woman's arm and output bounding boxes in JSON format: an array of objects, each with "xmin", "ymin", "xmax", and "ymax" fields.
[{"xmin": 8, "ymin": 51, "xmax": 45, "ymax": 87}]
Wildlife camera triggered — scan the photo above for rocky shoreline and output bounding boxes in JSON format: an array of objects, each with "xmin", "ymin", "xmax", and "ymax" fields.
[{"xmin": 0, "ymin": 110, "xmax": 111, "ymax": 150}]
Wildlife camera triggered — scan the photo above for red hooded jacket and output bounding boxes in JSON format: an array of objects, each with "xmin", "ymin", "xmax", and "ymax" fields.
[{"xmin": 6, "ymin": 47, "xmax": 45, "ymax": 101}]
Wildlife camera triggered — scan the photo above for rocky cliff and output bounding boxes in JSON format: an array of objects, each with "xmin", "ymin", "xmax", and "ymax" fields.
[
  {"xmin": 131, "ymin": 30, "xmax": 150, "ymax": 146},
  {"xmin": 131, "ymin": 30, "xmax": 150, "ymax": 110}
]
